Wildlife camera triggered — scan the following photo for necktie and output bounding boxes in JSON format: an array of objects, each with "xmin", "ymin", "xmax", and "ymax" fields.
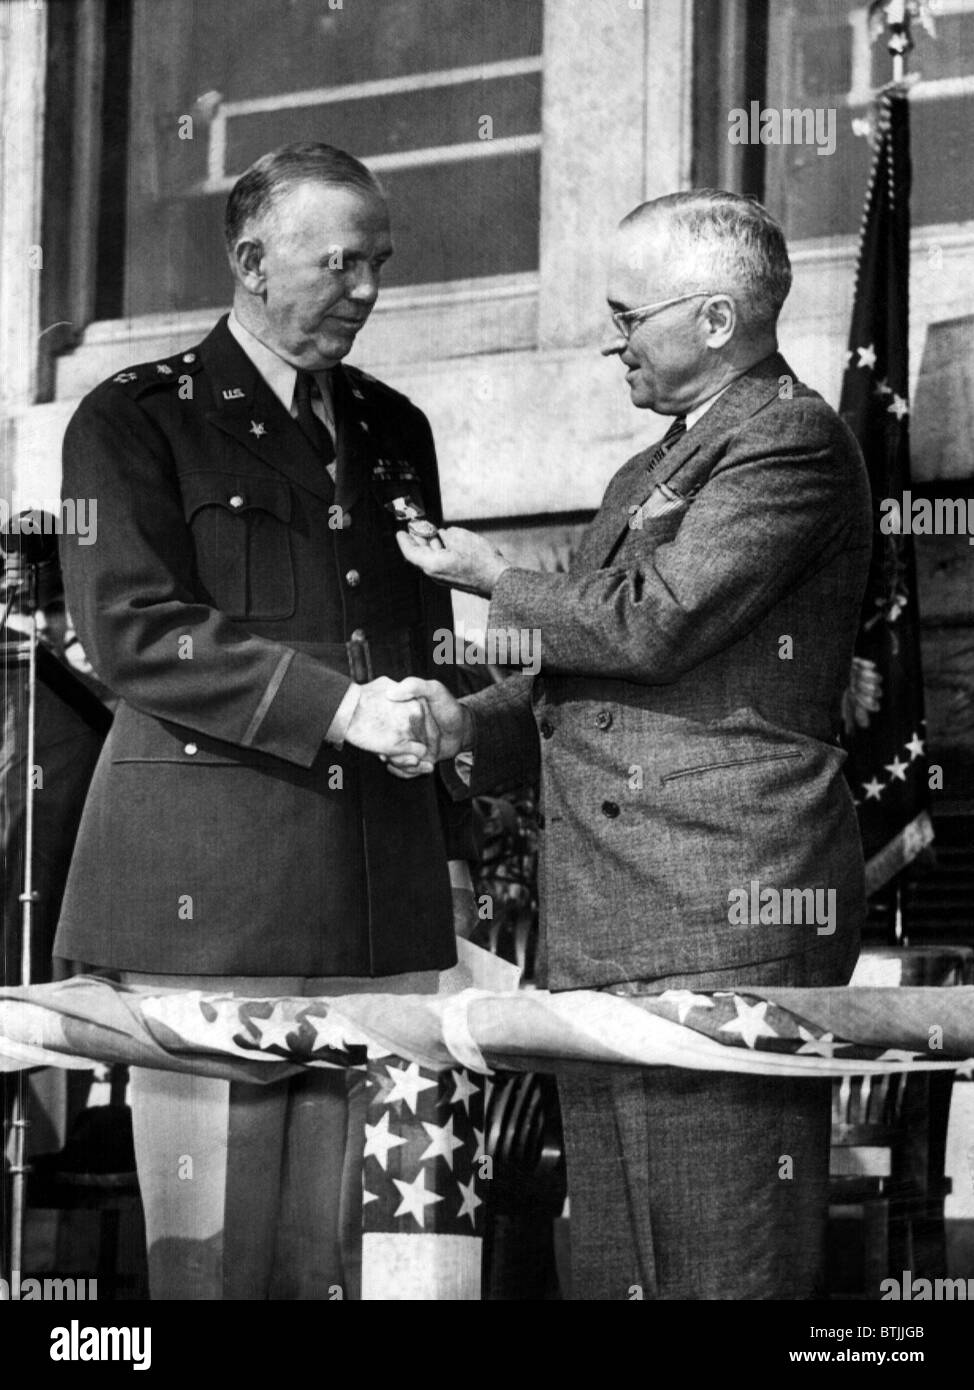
[
  {"xmin": 294, "ymin": 370, "xmax": 336, "ymax": 466},
  {"xmin": 646, "ymin": 415, "xmax": 687, "ymax": 472}
]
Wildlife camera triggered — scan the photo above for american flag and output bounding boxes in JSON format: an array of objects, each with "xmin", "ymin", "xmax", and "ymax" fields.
[
  {"xmin": 839, "ymin": 87, "xmax": 935, "ymax": 892},
  {"xmin": 361, "ymin": 1057, "xmax": 485, "ymax": 1300}
]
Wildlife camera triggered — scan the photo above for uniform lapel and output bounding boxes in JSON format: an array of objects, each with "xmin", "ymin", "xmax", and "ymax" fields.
[
  {"xmin": 332, "ymin": 365, "xmax": 369, "ymax": 512},
  {"xmin": 593, "ymin": 352, "xmax": 794, "ymax": 567},
  {"xmin": 199, "ymin": 317, "xmax": 335, "ymax": 502}
]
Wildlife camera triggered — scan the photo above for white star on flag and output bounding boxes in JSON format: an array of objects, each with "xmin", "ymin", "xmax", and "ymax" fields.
[
  {"xmin": 874, "ymin": 376, "xmax": 893, "ymax": 397},
  {"xmin": 857, "ymin": 343, "xmax": 877, "ymax": 370},
  {"xmin": 862, "ymin": 777, "xmax": 885, "ymax": 801},
  {"xmin": 796, "ymin": 1028, "xmax": 848, "ymax": 1058},
  {"xmin": 302, "ymin": 1009, "xmax": 367, "ymax": 1053},
  {"xmin": 392, "ymin": 1169, "xmax": 443, "ymax": 1228},
  {"xmin": 658, "ymin": 989, "xmax": 716, "ymax": 1024},
  {"xmin": 905, "ymin": 732, "xmax": 925, "ymax": 759},
  {"xmin": 420, "ymin": 1116, "xmax": 465, "ymax": 1168},
  {"xmin": 383, "ymin": 1061, "xmax": 438, "ymax": 1114},
  {"xmin": 456, "ymin": 1175, "xmax": 482, "ymax": 1228},
  {"xmin": 251, "ymin": 1002, "xmax": 300, "ymax": 1050},
  {"xmin": 472, "ymin": 1127, "xmax": 485, "ymax": 1164},
  {"xmin": 362, "ymin": 1189, "xmax": 379, "ymax": 1206},
  {"xmin": 449, "ymin": 1069, "xmax": 480, "ymax": 1114},
  {"xmin": 887, "ymin": 394, "xmax": 909, "ymax": 420},
  {"xmin": 363, "ymin": 1111, "xmax": 408, "ymax": 1171},
  {"xmin": 719, "ymin": 998, "xmax": 779, "ymax": 1049},
  {"xmin": 885, "ymin": 755, "xmax": 909, "ymax": 782}
]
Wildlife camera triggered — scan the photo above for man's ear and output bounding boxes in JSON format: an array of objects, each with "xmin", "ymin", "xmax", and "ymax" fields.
[
  {"xmin": 232, "ymin": 236, "xmax": 266, "ymax": 293},
  {"xmin": 702, "ymin": 294, "xmax": 736, "ymax": 349}
]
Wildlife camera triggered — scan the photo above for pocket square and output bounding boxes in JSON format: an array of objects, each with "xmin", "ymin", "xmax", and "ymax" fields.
[{"xmin": 637, "ymin": 481, "xmax": 688, "ymax": 523}]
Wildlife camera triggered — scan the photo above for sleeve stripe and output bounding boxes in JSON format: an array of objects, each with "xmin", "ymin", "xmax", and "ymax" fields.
[{"xmin": 241, "ymin": 649, "xmax": 294, "ymax": 746}]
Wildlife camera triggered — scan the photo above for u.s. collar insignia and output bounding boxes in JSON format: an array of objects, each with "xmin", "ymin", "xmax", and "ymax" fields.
[
  {"xmin": 113, "ymin": 371, "xmax": 138, "ymax": 384},
  {"xmin": 222, "ymin": 387, "xmax": 245, "ymax": 401}
]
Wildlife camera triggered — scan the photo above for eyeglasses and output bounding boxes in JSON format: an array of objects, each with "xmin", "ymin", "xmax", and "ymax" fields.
[{"xmin": 609, "ymin": 291, "xmax": 722, "ymax": 341}]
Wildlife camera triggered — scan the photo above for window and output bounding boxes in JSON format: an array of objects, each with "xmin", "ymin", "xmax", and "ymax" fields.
[
  {"xmin": 120, "ymin": 0, "xmax": 543, "ymax": 315},
  {"xmin": 763, "ymin": 0, "xmax": 974, "ymax": 240}
]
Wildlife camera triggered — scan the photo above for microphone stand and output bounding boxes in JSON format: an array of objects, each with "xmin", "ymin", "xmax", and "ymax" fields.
[{"xmin": 1, "ymin": 559, "xmax": 40, "ymax": 1299}]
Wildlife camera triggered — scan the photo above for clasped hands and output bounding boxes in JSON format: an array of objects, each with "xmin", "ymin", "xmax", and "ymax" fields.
[{"xmin": 344, "ymin": 676, "xmax": 470, "ymax": 777}]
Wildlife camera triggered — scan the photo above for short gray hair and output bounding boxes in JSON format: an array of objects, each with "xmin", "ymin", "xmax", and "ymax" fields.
[
  {"xmin": 622, "ymin": 190, "xmax": 792, "ymax": 332},
  {"xmin": 224, "ymin": 141, "xmax": 384, "ymax": 253}
]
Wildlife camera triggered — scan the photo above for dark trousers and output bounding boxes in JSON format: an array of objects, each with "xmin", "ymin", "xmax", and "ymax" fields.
[{"xmin": 559, "ymin": 950, "xmax": 854, "ymax": 1300}]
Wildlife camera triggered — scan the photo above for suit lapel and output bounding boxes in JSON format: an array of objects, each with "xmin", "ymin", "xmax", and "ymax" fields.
[
  {"xmin": 199, "ymin": 317, "xmax": 335, "ymax": 502},
  {"xmin": 593, "ymin": 352, "xmax": 794, "ymax": 567}
]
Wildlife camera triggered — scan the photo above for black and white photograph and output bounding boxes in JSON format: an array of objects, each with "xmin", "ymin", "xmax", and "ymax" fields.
[{"xmin": 2, "ymin": 0, "xmax": 974, "ymax": 1356}]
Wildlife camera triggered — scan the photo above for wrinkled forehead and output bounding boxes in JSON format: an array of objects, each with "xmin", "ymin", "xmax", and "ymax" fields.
[
  {"xmin": 606, "ymin": 220, "xmax": 676, "ymax": 306},
  {"xmin": 269, "ymin": 179, "xmax": 392, "ymax": 247}
]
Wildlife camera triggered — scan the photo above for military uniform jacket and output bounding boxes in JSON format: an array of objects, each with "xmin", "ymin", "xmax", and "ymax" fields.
[
  {"xmin": 56, "ymin": 315, "xmax": 472, "ymax": 977},
  {"xmin": 458, "ymin": 354, "xmax": 873, "ymax": 992}
]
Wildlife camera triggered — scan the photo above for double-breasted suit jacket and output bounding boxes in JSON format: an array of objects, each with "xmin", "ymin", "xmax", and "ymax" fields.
[
  {"xmin": 56, "ymin": 315, "xmax": 472, "ymax": 978},
  {"xmin": 458, "ymin": 353, "xmax": 872, "ymax": 992}
]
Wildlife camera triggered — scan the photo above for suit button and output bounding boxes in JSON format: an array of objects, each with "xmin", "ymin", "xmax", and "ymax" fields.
[
  {"xmin": 539, "ymin": 719, "xmax": 554, "ymax": 739},
  {"xmin": 345, "ymin": 569, "xmax": 361, "ymax": 588},
  {"xmin": 595, "ymin": 710, "xmax": 613, "ymax": 731},
  {"xmin": 601, "ymin": 800, "xmax": 620, "ymax": 818},
  {"xmin": 184, "ymin": 742, "xmax": 198, "ymax": 756},
  {"xmin": 228, "ymin": 494, "xmax": 244, "ymax": 509},
  {"xmin": 182, "ymin": 352, "xmax": 196, "ymax": 363}
]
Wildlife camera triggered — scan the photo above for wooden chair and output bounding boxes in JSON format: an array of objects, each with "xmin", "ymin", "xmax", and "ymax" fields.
[{"xmin": 827, "ymin": 945, "xmax": 972, "ymax": 1297}]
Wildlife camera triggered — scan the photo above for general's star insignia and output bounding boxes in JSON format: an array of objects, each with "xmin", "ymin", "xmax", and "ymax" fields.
[
  {"xmin": 156, "ymin": 363, "xmax": 173, "ymax": 374},
  {"xmin": 250, "ymin": 420, "xmax": 266, "ymax": 438},
  {"xmin": 113, "ymin": 372, "xmax": 137, "ymax": 383}
]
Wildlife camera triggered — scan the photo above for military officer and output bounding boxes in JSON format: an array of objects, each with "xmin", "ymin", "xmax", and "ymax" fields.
[{"xmin": 56, "ymin": 141, "xmax": 475, "ymax": 1299}]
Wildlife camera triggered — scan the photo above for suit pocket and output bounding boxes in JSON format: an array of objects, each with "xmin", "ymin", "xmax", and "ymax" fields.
[
  {"xmin": 180, "ymin": 471, "xmax": 295, "ymax": 621},
  {"xmin": 661, "ymin": 748, "xmax": 803, "ymax": 784}
]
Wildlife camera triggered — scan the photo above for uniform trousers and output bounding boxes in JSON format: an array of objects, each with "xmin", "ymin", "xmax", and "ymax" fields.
[
  {"xmin": 121, "ymin": 969, "xmax": 438, "ymax": 1300},
  {"xmin": 559, "ymin": 950, "xmax": 854, "ymax": 1301}
]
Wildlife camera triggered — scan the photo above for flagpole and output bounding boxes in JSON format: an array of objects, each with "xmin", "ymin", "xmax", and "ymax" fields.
[
  {"xmin": 885, "ymin": 1, "xmax": 916, "ymax": 944},
  {"xmin": 884, "ymin": 0, "xmax": 913, "ymax": 83}
]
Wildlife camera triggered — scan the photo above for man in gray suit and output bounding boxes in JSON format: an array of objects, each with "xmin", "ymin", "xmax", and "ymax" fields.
[{"xmin": 392, "ymin": 191, "xmax": 872, "ymax": 1299}]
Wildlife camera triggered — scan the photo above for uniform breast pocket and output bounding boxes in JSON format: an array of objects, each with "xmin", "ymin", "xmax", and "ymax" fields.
[{"xmin": 180, "ymin": 471, "xmax": 296, "ymax": 621}]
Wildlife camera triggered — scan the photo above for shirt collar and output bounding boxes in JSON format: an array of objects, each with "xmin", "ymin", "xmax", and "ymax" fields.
[
  {"xmin": 227, "ymin": 311, "xmax": 334, "ymax": 420},
  {"xmin": 685, "ymin": 380, "xmax": 734, "ymax": 431}
]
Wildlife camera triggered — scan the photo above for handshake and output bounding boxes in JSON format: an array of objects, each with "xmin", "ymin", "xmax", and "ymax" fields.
[{"xmin": 343, "ymin": 676, "xmax": 473, "ymax": 776}]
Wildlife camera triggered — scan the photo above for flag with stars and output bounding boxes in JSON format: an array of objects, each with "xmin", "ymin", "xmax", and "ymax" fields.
[
  {"xmin": 361, "ymin": 1057, "xmax": 485, "ymax": 1300},
  {"xmin": 839, "ymin": 87, "xmax": 934, "ymax": 893}
]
